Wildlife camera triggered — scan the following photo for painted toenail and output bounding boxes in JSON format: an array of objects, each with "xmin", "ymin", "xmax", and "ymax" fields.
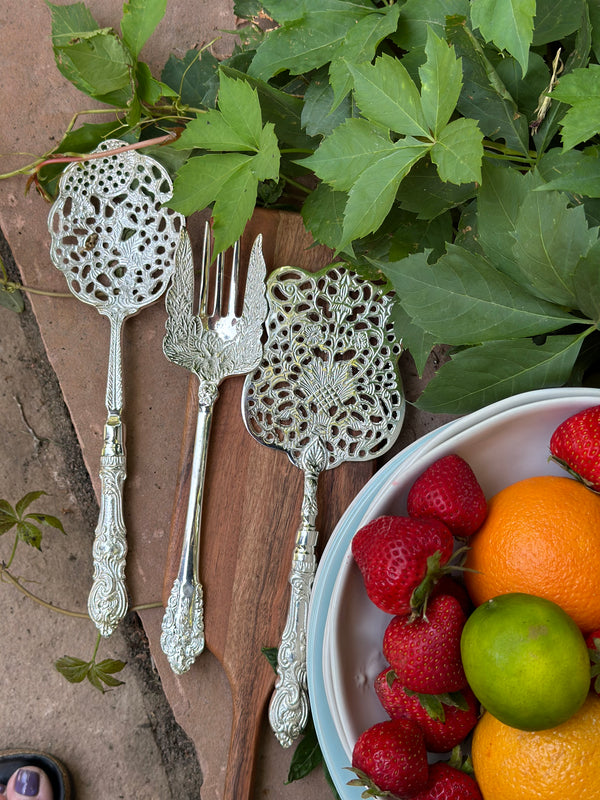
[{"xmin": 14, "ymin": 769, "xmax": 40, "ymax": 797}]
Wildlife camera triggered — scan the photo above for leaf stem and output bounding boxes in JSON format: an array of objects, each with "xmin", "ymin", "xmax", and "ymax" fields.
[
  {"xmin": 1, "ymin": 278, "xmax": 73, "ymax": 299},
  {"xmin": 5, "ymin": 534, "xmax": 19, "ymax": 570},
  {"xmin": 0, "ymin": 563, "xmax": 162, "ymax": 618}
]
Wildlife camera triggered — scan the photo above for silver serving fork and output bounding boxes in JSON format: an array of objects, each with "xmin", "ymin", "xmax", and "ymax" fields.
[{"xmin": 160, "ymin": 222, "xmax": 267, "ymax": 674}]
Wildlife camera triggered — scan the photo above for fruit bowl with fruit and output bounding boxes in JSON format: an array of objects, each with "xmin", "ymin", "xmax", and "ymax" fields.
[{"xmin": 307, "ymin": 387, "xmax": 600, "ymax": 800}]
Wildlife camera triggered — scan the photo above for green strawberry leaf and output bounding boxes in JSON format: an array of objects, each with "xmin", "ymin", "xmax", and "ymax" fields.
[
  {"xmin": 120, "ymin": 0, "xmax": 167, "ymax": 59},
  {"xmin": 379, "ymin": 245, "xmax": 576, "ymax": 346},
  {"xmin": 416, "ymin": 334, "xmax": 586, "ymax": 414},
  {"xmin": 470, "ymin": 0, "xmax": 535, "ymax": 77}
]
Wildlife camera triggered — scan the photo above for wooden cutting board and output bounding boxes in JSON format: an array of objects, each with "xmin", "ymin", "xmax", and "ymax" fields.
[{"xmin": 162, "ymin": 209, "xmax": 378, "ymax": 800}]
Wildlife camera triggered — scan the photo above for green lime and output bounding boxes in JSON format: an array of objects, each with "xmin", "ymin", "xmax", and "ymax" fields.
[{"xmin": 460, "ymin": 592, "xmax": 590, "ymax": 731}]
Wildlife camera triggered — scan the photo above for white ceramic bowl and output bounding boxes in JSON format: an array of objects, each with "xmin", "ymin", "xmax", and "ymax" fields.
[{"xmin": 307, "ymin": 387, "xmax": 600, "ymax": 800}]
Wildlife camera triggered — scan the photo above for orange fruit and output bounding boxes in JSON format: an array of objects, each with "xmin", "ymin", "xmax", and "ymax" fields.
[
  {"xmin": 471, "ymin": 692, "xmax": 600, "ymax": 800},
  {"xmin": 464, "ymin": 476, "xmax": 600, "ymax": 633},
  {"xmin": 460, "ymin": 593, "xmax": 590, "ymax": 730}
]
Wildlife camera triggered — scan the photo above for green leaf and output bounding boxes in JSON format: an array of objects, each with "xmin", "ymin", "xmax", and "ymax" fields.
[
  {"xmin": 416, "ymin": 334, "xmax": 585, "ymax": 413},
  {"xmin": 476, "ymin": 162, "xmax": 543, "ymax": 282},
  {"xmin": 135, "ymin": 61, "xmax": 177, "ymax": 105},
  {"xmin": 552, "ymin": 65, "xmax": 600, "ymax": 150},
  {"xmin": 381, "ymin": 245, "xmax": 576, "ymax": 345},
  {"xmin": 248, "ymin": 0, "xmax": 377, "ymax": 80},
  {"xmin": 301, "ymin": 70, "xmax": 353, "ymax": 137},
  {"xmin": 532, "ymin": 0, "xmax": 584, "ymax": 45},
  {"xmin": 54, "ymin": 29, "xmax": 134, "ymax": 104},
  {"xmin": 170, "ymin": 152, "xmax": 251, "ymax": 214},
  {"xmin": 286, "ymin": 718, "xmax": 322, "ymax": 783},
  {"xmin": 419, "ymin": 26, "xmax": 463, "ymax": 136},
  {"xmin": 340, "ymin": 140, "xmax": 432, "ymax": 249},
  {"xmin": 94, "ymin": 657, "xmax": 127, "ymax": 687},
  {"xmin": 397, "ymin": 157, "xmax": 477, "ymax": 220},
  {"xmin": 26, "ymin": 513, "xmax": 66, "ymax": 534},
  {"xmin": 391, "ymin": 299, "xmax": 438, "ymax": 376},
  {"xmin": 445, "ymin": 16, "xmax": 529, "ymax": 154},
  {"xmin": 15, "ymin": 490, "xmax": 47, "ymax": 518},
  {"xmin": 512, "ymin": 190, "xmax": 598, "ymax": 307},
  {"xmin": 161, "ymin": 49, "xmax": 220, "ymax": 109},
  {"xmin": 536, "ymin": 146, "xmax": 600, "ymax": 197},
  {"xmin": 261, "ymin": 645, "xmax": 279, "ymax": 673},
  {"xmin": 250, "ymin": 124, "xmax": 280, "ymax": 180},
  {"xmin": 46, "ymin": 1, "xmax": 100, "ymax": 48},
  {"xmin": 430, "ymin": 118, "xmax": 483, "ymax": 185},
  {"xmin": 302, "ymin": 118, "xmax": 397, "ymax": 192},
  {"xmin": 301, "ymin": 183, "xmax": 347, "ymax": 251},
  {"xmin": 495, "ymin": 51, "xmax": 550, "ymax": 120},
  {"xmin": 120, "ymin": 0, "xmax": 167, "ymax": 58},
  {"xmin": 16, "ymin": 521, "xmax": 43, "ymax": 550},
  {"xmin": 211, "ymin": 165, "xmax": 260, "ymax": 256},
  {"xmin": 348, "ymin": 54, "xmax": 430, "ymax": 137},
  {"xmin": 175, "ymin": 111, "xmax": 258, "ymax": 152},
  {"xmin": 55, "ymin": 655, "xmax": 90, "ymax": 684},
  {"xmin": 0, "ymin": 286, "xmax": 25, "ymax": 313},
  {"xmin": 0, "ymin": 501, "xmax": 17, "ymax": 536},
  {"xmin": 218, "ymin": 70, "xmax": 264, "ymax": 149},
  {"xmin": 220, "ymin": 65, "xmax": 316, "ymax": 151},
  {"xmin": 573, "ymin": 239, "xmax": 600, "ymax": 321},
  {"xmin": 470, "ymin": 0, "xmax": 535, "ymax": 77},
  {"xmin": 394, "ymin": 0, "xmax": 470, "ymax": 50},
  {"xmin": 533, "ymin": 3, "xmax": 592, "ymax": 153}
]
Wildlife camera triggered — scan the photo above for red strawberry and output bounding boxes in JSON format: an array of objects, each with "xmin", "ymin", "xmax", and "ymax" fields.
[
  {"xmin": 383, "ymin": 594, "xmax": 468, "ymax": 694},
  {"xmin": 407, "ymin": 454, "xmax": 487, "ymax": 538},
  {"xmin": 374, "ymin": 667, "xmax": 479, "ymax": 752},
  {"xmin": 352, "ymin": 515, "xmax": 455, "ymax": 616},
  {"xmin": 550, "ymin": 405, "xmax": 600, "ymax": 492},
  {"xmin": 430, "ymin": 575, "xmax": 472, "ymax": 617},
  {"xmin": 585, "ymin": 628, "xmax": 600, "ymax": 693},
  {"xmin": 411, "ymin": 762, "xmax": 483, "ymax": 800},
  {"xmin": 349, "ymin": 718, "xmax": 429, "ymax": 798}
]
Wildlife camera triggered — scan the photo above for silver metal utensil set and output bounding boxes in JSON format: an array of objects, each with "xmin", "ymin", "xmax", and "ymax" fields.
[{"xmin": 47, "ymin": 140, "xmax": 404, "ymax": 746}]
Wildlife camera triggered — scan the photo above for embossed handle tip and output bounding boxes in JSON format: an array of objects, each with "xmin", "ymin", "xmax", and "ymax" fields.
[
  {"xmin": 160, "ymin": 578, "xmax": 205, "ymax": 674},
  {"xmin": 269, "ymin": 560, "xmax": 314, "ymax": 747},
  {"xmin": 88, "ymin": 452, "xmax": 128, "ymax": 637}
]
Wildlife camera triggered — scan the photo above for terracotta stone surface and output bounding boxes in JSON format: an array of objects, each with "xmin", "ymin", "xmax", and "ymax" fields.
[{"xmin": 0, "ymin": 3, "xmax": 455, "ymax": 799}]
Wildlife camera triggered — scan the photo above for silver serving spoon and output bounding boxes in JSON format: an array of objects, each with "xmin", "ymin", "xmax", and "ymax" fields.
[
  {"xmin": 241, "ymin": 264, "xmax": 405, "ymax": 747},
  {"xmin": 48, "ymin": 139, "xmax": 184, "ymax": 636}
]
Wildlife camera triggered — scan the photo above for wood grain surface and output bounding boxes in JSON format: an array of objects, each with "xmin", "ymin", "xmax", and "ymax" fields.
[{"xmin": 162, "ymin": 209, "xmax": 377, "ymax": 800}]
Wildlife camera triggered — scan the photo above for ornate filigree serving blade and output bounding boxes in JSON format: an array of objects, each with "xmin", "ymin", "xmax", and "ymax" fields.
[
  {"xmin": 48, "ymin": 140, "xmax": 184, "ymax": 636},
  {"xmin": 241, "ymin": 264, "xmax": 405, "ymax": 747},
  {"xmin": 160, "ymin": 225, "xmax": 267, "ymax": 674}
]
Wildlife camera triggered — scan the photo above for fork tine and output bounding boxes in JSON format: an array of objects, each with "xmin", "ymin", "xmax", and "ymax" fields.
[
  {"xmin": 199, "ymin": 221, "xmax": 211, "ymax": 316},
  {"xmin": 213, "ymin": 250, "xmax": 224, "ymax": 315},
  {"xmin": 228, "ymin": 239, "xmax": 240, "ymax": 316}
]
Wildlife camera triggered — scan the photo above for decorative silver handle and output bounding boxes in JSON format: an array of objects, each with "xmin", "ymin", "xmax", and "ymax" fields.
[
  {"xmin": 160, "ymin": 382, "xmax": 217, "ymax": 674},
  {"xmin": 269, "ymin": 465, "xmax": 320, "ymax": 747},
  {"xmin": 88, "ymin": 314, "xmax": 128, "ymax": 636}
]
